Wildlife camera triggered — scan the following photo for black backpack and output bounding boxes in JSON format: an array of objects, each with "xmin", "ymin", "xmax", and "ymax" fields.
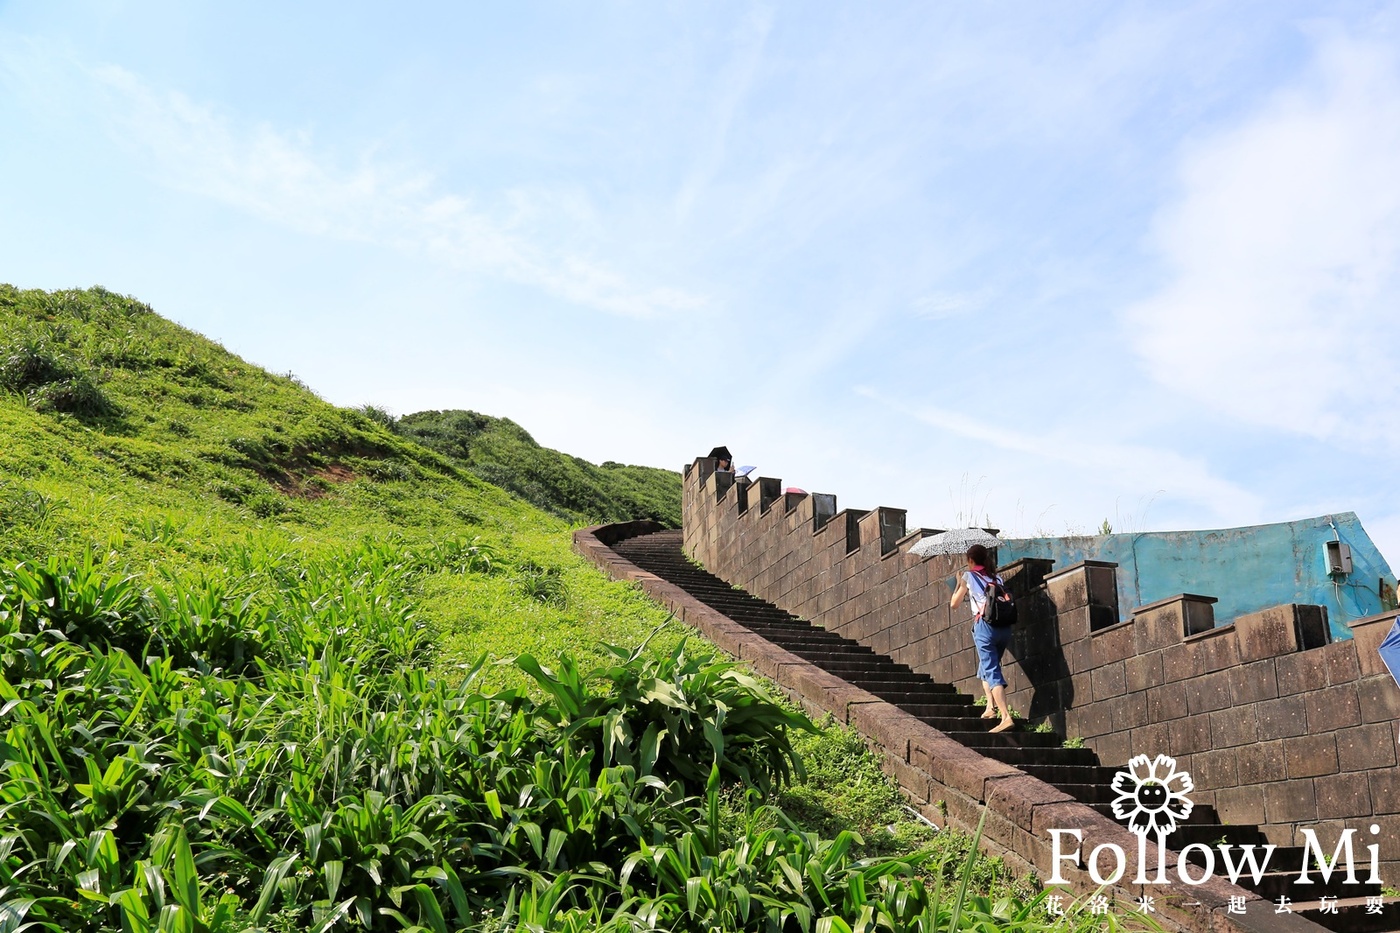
[{"xmin": 976, "ymin": 572, "xmax": 1018, "ymax": 628}]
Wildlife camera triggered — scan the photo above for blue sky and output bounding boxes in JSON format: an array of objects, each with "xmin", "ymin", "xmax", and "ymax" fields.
[{"xmin": 3, "ymin": 2, "xmax": 1399, "ymax": 567}]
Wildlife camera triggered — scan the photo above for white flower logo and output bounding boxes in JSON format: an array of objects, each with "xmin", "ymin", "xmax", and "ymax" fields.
[{"xmin": 1110, "ymin": 754, "xmax": 1194, "ymax": 837}]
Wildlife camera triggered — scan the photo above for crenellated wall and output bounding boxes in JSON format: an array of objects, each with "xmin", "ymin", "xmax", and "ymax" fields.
[{"xmin": 682, "ymin": 456, "xmax": 1400, "ymax": 879}]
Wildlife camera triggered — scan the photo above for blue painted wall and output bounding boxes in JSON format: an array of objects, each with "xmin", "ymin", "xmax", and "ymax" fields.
[{"xmin": 1000, "ymin": 512, "xmax": 1396, "ymax": 641}]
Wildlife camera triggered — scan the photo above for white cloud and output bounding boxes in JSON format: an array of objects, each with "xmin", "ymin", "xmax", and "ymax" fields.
[
  {"xmin": 68, "ymin": 61, "xmax": 706, "ymax": 320},
  {"xmin": 855, "ymin": 386, "xmax": 1264, "ymax": 525},
  {"xmin": 673, "ymin": 5, "xmax": 776, "ymax": 222},
  {"xmin": 910, "ymin": 288, "xmax": 993, "ymax": 320},
  {"xmin": 1126, "ymin": 30, "xmax": 1400, "ymax": 446}
]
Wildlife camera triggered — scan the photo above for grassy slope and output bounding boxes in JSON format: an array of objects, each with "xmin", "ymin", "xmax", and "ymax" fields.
[
  {"xmin": 0, "ymin": 285, "xmax": 1039, "ymax": 923},
  {"xmin": 392, "ymin": 409, "xmax": 682, "ymax": 528},
  {"xmin": 0, "ymin": 285, "xmax": 682, "ymax": 681}
]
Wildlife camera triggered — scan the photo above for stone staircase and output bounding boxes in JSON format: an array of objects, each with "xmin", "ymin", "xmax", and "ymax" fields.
[{"xmin": 609, "ymin": 529, "xmax": 1395, "ymax": 933}]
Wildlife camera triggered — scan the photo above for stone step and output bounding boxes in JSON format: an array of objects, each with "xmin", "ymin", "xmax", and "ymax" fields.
[
  {"xmin": 916, "ymin": 715, "xmax": 1012, "ymax": 732},
  {"xmin": 866, "ymin": 688, "xmax": 968, "ymax": 707},
  {"xmin": 757, "ymin": 632, "xmax": 868, "ymax": 648},
  {"xmin": 1291, "ymin": 896, "xmax": 1400, "ymax": 933},
  {"xmin": 1084, "ymin": 801, "xmax": 1226, "ymax": 829},
  {"xmin": 976, "ymin": 746, "xmax": 1100, "ymax": 767},
  {"xmin": 846, "ymin": 677, "xmax": 961, "ymax": 696},
  {"xmin": 897, "ymin": 701, "xmax": 982, "ymax": 717},
  {"xmin": 1246, "ymin": 869, "xmax": 1381, "ymax": 902},
  {"xmin": 784, "ymin": 648, "xmax": 881, "ymax": 663},
  {"xmin": 1054, "ymin": 783, "xmax": 1115, "ymax": 805},
  {"xmin": 1014, "ymin": 763, "xmax": 1121, "ymax": 786},
  {"xmin": 809, "ymin": 659, "xmax": 916, "ymax": 675},
  {"xmin": 936, "ymin": 730, "xmax": 1074, "ymax": 750},
  {"xmin": 1164, "ymin": 822, "xmax": 1268, "ymax": 849}
]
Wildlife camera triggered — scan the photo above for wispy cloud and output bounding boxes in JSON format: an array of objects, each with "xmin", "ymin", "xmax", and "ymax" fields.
[
  {"xmin": 855, "ymin": 386, "xmax": 1263, "ymax": 523},
  {"xmin": 909, "ymin": 288, "xmax": 994, "ymax": 320},
  {"xmin": 673, "ymin": 5, "xmax": 776, "ymax": 223},
  {"xmin": 0, "ymin": 39, "xmax": 705, "ymax": 319},
  {"xmin": 1125, "ymin": 29, "xmax": 1400, "ymax": 447}
]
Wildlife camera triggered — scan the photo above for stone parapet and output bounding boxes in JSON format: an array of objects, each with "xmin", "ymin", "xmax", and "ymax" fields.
[
  {"xmin": 575, "ymin": 521, "xmax": 1328, "ymax": 933},
  {"xmin": 680, "ymin": 456, "xmax": 1400, "ymax": 882}
]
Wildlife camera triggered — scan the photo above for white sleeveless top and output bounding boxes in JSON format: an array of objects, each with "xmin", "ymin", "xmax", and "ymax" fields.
[{"xmin": 964, "ymin": 569, "xmax": 1003, "ymax": 619}]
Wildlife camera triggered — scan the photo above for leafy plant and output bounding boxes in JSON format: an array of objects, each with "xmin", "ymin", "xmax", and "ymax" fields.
[{"xmin": 514, "ymin": 558, "xmax": 569, "ymax": 607}]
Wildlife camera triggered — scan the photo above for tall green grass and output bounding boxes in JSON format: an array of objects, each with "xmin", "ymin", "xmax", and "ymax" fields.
[
  {"xmin": 0, "ymin": 286, "xmax": 1154, "ymax": 930},
  {"xmin": 0, "ymin": 546, "xmax": 1155, "ymax": 932}
]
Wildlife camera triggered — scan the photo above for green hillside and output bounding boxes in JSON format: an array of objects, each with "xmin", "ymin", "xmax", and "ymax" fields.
[
  {"xmin": 392, "ymin": 409, "xmax": 681, "ymax": 528},
  {"xmin": 0, "ymin": 284, "xmax": 675, "ymax": 677},
  {"xmin": 0, "ymin": 285, "xmax": 1037, "ymax": 932}
]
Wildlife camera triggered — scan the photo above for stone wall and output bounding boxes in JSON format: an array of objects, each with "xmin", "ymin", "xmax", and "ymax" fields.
[
  {"xmin": 682, "ymin": 457, "xmax": 1400, "ymax": 879},
  {"xmin": 576, "ymin": 519, "xmax": 1316, "ymax": 933}
]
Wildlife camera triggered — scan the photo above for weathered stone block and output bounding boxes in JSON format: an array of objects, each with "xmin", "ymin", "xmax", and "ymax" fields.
[
  {"xmin": 1274, "ymin": 648, "xmax": 1329, "ymax": 696},
  {"xmin": 1234, "ymin": 605, "xmax": 1301, "ymax": 662},
  {"xmin": 1336, "ymin": 721, "xmax": 1398, "ymax": 771},
  {"xmin": 1284, "ymin": 734, "xmax": 1338, "ymax": 778},
  {"xmin": 1209, "ymin": 705, "xmax": 1258, "ymax": 748},
  {"xmin": 1235, "ymin": 739, "xmax": 1285, "ymax": 785},
  {"xmin": 1256, "ymin": 694, "xmax": 1308, "ymax": 741},
  {"xmin": 1214, "ymin": 785, "xmax": 1266, "ymax": 826},
  {"xmin": 1318, "ymin": 639, "xmax": 1360, "ymax": 685},
  {"xmin": 1045, "ymin": 567, "xmax": 1089, "ymax": 612},
  {"xmin": 1264, "ymin": 779, "xmax": 1318, "ymax": 824},
  {"xmin": 983, "ymin": 774, "xmax": 1075, "ymax": 832},
  {"xmin": 1229, "ymin": 658, "xmax": 1279, "ymax": 705},
  {"xmin": 1369, "ymin": 768, "xmax": 1400, "ymax": 809},
  {"xmin": 1090, "ymin": 623, "xmax": 1134, "ymax": 665},
  {"xmin": 911, "ymin": 734, "xmax": 1019, "ymax": 801},
  {"xmin": 1185, "ymin": 627, "xmax": 1240, "ymax": 676},
  {"xmin": 1066, "ymin": 638, "xmax": 1094, "ymax": 679},
  {"xmin": 1124, "ymin": 652, "xmax": 1163, "ymax": 692},
  {"xmin": 1185, "ymin": 668, "xmax": 1233, "ymax": 714},
  {"xmin": 1064, "ymin": 664, "xmax": 1091, "ymax": 704},
  {"xmin": 1350, "ymin": 612, "xmax": 1398, "ymax": 677},
  {"xmin": 1131, "ymin": 722, "xmax": 1170, "ymax": 760},
  {"xmin": 1067, "ymin": 702, "xmax": 1113, "ymax": 739},
  {"xmin": 845, "ymin": 700, "xmax": 924, "ymax": 762},
  {"xmin": 1168, "ymin": 715, "xmax": 1212, "ymax": 756},
  {"xmin": 1193, "ymin": 747, "xmax": 1240, "ymax": 789},
  {"xmin": 1091, "ymin": 731, "xmax": 1131, "ymax": 767},
  {"xmin": 1142, "ymin": 680, "xmax": 1187, "ymax": 722},
  {"xmin": 1134, "ymin": 601, "xmax": 1186, "ymax": 653},
  {"xmin": 1358, "ymin": 673, "xmax": 1400, "ymax": 723},
  {"xmin": 1313, "ymin": 772, "xmax": 1372, "ymax": 820},
  {"xmin": 1109, "ymin": 691, "xmax": 1148, "ymax": 731},
  {"xmin": 1162, "ymin": 646, "xmax": 1203, "ymax": 691},
  {"xmin": 881, "ymin": 754, "xmax": 933, "ymax": 804},
  {"xmin": 1306, "ymin": 684, "xmax": 1361, "ymax": 732},
  {"xmin": 1091, "ymin": 660, "xmax": 1127, "ymax": 701}
]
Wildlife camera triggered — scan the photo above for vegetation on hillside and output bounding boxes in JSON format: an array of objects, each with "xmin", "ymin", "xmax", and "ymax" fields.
[
  {"xmin": 391, "ymin": 409, "xmax": 682, "ymax": 528},
  {"xmin": 0, "ymin": 285, "xmax": 1131, "ymax": 931}
]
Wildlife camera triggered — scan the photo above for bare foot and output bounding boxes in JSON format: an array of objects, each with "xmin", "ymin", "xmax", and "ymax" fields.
[{"xmin": 990, "ymin": 717, "xmax": 1015, "ymax": 734}]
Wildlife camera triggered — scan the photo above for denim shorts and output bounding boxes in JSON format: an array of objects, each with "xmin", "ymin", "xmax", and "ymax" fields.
[{"xmin": 973, "ymin": 620, "xmax": 1013, "ymax": 688}]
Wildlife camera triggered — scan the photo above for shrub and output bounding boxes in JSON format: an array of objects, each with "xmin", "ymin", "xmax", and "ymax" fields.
[
  {"xmin": 514, "ymin": 558, "xmax": 568, "ymax": 606},
  {"xmin": 357, "ymin": 403, "xmax": 397, "ymax": 428},
  {"xmin": 0, "ymin": 336, "xmax": 71, "ymax": 389},
  {"xmin": 0, "ymin": 336, "xmax": 115, "ymax": 417}
]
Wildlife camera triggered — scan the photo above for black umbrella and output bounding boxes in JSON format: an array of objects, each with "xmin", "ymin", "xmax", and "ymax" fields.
[{"xmin": 708, "ymin": 446, "xmax": 732, "ymax": 460}]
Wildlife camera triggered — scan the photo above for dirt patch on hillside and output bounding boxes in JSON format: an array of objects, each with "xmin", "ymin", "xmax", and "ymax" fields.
[{"xmin": 270, "ymin": 462, "xmax": 357, "ymax": 499}]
